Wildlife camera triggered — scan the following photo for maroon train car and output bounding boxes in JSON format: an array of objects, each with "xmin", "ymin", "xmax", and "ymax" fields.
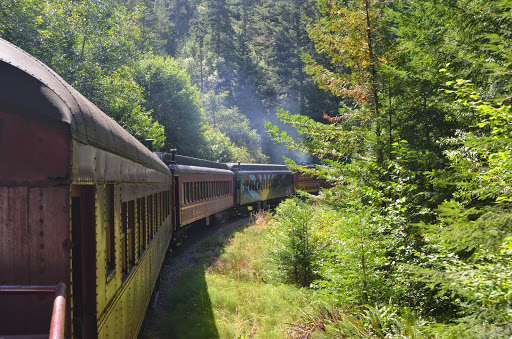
[
  {"xmin": 0, "ymin": 38, "xmax": 173, "ymax": 338},
  {"xmin": 157, "ymin": 153, "xmax": 235, "ymax": 228}
]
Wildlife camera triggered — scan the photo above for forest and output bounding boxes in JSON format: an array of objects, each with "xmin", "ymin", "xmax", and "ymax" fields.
[{"xmin": 1, "ymin": 0, "xmax": 511, "ymax": 337}]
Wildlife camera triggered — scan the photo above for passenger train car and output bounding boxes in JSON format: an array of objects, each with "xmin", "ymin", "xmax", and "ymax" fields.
[
  {"xmin": 0, "ymin": 38, "xmax": 173, "ymax": 338},
  {"xmin": 293, "ymin": 165, "xmax": 331, "ymax": 194},
  {"xmin": 226, "ymin": 162, "xmax": 294, "ymax": 210},
  {"xmin": 0, "ymin": 38, "xmax": 299, "ymax": 338}
]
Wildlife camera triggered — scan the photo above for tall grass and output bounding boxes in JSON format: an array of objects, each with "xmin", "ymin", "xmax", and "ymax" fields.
[
  {"xmin": 161, "ymin": 207, "xmax": 434, "ymax": 338},
  {"xmin": 162, "ymin": 210, "xmax": 316, "ymax": 338}
]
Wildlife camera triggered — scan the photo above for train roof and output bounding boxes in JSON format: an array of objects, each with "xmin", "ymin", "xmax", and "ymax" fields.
[
  {"xmin": 154, "ymin": 152, "xmax": 229, "ymax": 170},
  {"xmin": 170, "ymin": 164, "xmax": 234, "ymax": 176},
  {"xmin": 0, "ymin": 38, "xmax": 170, "ymax": 175},
  {"xmin": 225, "ymin": 163, "xmax": 292, "ymax": 173}
]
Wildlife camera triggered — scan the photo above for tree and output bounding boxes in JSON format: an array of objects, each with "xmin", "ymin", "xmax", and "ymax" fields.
[
  {"xmin": 304, "ymin": 0, "xmax": 384, "ymax": 165},
  {"xmin": 202, "ymin": 91, "xmax": 267, "ymax": 162},
  {"xmin": 134, "ymin": 53, "xmax": 205, "ymax": 156},
  {"xmin": 0, "ymin": 0, "xmax": 166, "ymax": 147}
]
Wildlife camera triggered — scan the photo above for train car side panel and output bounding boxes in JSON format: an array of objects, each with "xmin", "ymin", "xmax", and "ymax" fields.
[
  {"xmin": 174, "ymin": 169, "xmax": 234, "ymax": 227},
  {"xmin": 96, "ymin": 182, "xmax": 172, "ymax": 339},
  {"xmin": 0, "ymin": 185, "xmax": 70, "ymax": 335}
]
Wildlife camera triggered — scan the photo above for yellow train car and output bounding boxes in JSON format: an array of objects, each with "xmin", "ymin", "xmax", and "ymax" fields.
[{"xmin": 0, "ymin": 38, "xmax": 173, "ymax": 338}]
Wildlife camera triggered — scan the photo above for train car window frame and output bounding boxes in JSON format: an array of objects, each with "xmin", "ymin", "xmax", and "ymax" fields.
[
  {"xmin": 148, "ymin": 195, "xmax": 153, "ymax": 240},
  {"xmin": 140, "ymin": 197, "xmax": 146, "ymax": 254},
  {"xmin": 128, "ymin": 200, "xmax": 135, "ymax": 268},
  {"xmin": 121, "ymin": 201, "xmax": 128, "ymax": 275},
  {"xmin": 105, "ymin": 184, "xmax": 116, "ymax": 278}
]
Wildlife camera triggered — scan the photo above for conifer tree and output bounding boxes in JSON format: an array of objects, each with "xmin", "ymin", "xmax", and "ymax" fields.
[{"xmin": 303, "ymin": 0, "xmax": 384, "ymax": 166}]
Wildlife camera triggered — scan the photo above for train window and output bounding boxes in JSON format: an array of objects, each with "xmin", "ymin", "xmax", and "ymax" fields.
[
  {"xmin": 121, "ymin": 202, "xmax": 128, "ymax": 274},
  {"xmin": 159, "ymin": 192, "xmax": 163, "ymax": 227},
  {"xmin": 139, "ymin": 197, "xmax": 146, "ymax": 253},
  {"xmin": 187, "ymin": 183, "xmax": 190, "ymax": 204},
  {"xmin": 128, "ymin": 200, "xmax": 135, "ymax": 267},
  {"xmin": 105, "ymin": 185, "xmax": 115, "ymax": 276},
  {"xmin": 166, "ymin": 190, "xmax": 169, "ymax": 216},
  {"xmin": 168, "ymin": 190, "xmax": 171, "ymax": 215},
  {"xmin": 182, "ymin": 183, "xmax": 186, "ymax": 204},
  {"xmin": 154, "ymin": 193, "xmax": 157, "ymax": 230},
  {"xmin": 148, "ymin": 195, "xmax": 153, "ymax": 240}
]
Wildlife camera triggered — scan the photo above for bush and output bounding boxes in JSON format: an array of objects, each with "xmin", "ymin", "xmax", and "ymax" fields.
[{"xmin": 268, "ymin": 199, "xmax": 326, "ymax": 287}]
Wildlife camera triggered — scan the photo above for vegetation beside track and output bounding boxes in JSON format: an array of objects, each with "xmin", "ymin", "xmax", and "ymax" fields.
[{"xmin": 160, "ymin": 212, "xmax": 315, "ymax": 338}]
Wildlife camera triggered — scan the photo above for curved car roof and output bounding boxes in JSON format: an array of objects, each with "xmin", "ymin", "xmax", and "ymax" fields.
[
  {"xmin": 155, "ymin": 152, "xmax": 229, "ymax": 170},
  {"xmin": 225, "ymin": 163, "xmax": 292, "ymax": 173},
  {"xmin": 170, "ymin": 164, "xmax": 234, "ymax": 176},
  {"xmin": 0, "ymin": 38, "xmax": 169, "ymax": 175}
]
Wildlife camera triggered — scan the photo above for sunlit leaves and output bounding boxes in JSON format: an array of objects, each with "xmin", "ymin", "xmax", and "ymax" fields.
[{"xmin": 303, "ymin": 0, "xmax": 382, "ymax": 107}]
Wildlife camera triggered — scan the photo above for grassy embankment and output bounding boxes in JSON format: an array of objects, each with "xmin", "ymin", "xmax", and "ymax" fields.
[{"xmin": 161, "ymin": 212, "xmax": 315, "ymax": 338}]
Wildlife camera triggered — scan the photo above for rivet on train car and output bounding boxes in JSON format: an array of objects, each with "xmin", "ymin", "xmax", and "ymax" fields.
[
  {"xmin": 38, "ymin": 137, "xmax": 44, "ymax": 143},
  {"xmin": 40, "ymin": 244, "xmax": 44, "ymax": 249},
  {"xmin": 40, "ymin": 218, "xmax": 44, "ymax": 224},
  {"xmin": 40, "ymin": 231, "xmax": 44, "ymax": 237},
  {"xmin": 39, "ymin": 205, "xmax": 43, "ymax": 210}
]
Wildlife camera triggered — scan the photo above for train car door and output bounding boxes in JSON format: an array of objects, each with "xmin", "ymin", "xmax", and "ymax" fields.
[{"xmin": 71, "ymin": 185, "xmax": 97, "ymax": 338}]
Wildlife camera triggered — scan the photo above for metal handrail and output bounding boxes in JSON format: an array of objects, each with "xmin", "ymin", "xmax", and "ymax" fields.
[{"xmin": 0, "ymin": 282, "xmax": 66, "ymax": 339}]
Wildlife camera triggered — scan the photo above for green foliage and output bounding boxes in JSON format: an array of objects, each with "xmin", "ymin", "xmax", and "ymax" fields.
[
  {"xmin": 160, "ymin": 213, "xmax": 316, "ymax": 339},
  {"xmin": 0, "ymin": 0, "xmax": 166, "ymax": 146},
  {"xmin": 201, "ymin": 125, "xmax": 239, "ymax": 162},
  {"xmin": 426, "ymin": 237, "xmax": 512, "ymax": 323},
  {"xmin": 202, "ymin": 91, "xmax": 267, "ymax": 162},
  {"xmin": 267, "ymin": 199, "xmax": 325, "ymax": 287},
  {"xmin": 287, "ymin": 304, "xmax": 430, "ymax": 339},
  {"xmin": 134, "ymin": 53, "xmax": 205, "ymax": 155},
  {"xmin": 312, "ymin": 204, "xmax": 391, "ymax": 305},
  {"xmin": 417, "ymin": 77, "xmax": 512, "ymax": 328}
]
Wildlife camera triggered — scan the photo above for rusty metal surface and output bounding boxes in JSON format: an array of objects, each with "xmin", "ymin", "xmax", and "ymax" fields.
[
  {"xmin": 0, "ymin": 111, "xmax": 70, "ymax": 185},
  {"xmin": 0, "ymin": 186, "xmax": 70, "ymax": 335},
  {"xmin": 0, "ymin": 283, "xmax": 66, "ymax": 338},
  {"xmin": 0, "ymin": 38, "xmax": 169, "ymax": 179}
]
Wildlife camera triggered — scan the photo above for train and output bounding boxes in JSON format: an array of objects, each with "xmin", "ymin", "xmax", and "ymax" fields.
[{"xmin": 0, "ymin": 37, "xmax": 326, "ymax": 338}]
